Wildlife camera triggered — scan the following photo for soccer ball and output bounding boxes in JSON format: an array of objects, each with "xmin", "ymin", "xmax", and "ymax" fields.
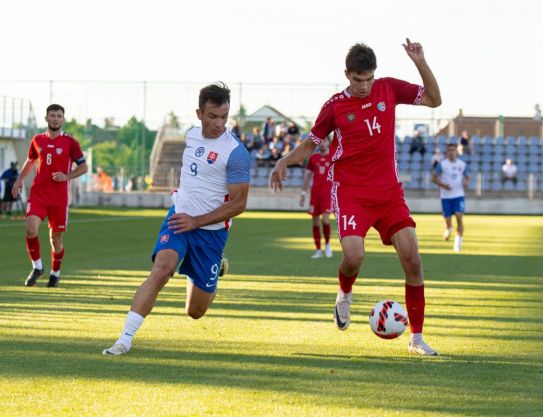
[
  {"xmin": 219, "ymin": 255, "xmax": 228, "ymax": 277},
  {"xmin": 368, "ymin": 300, "xmax": 408, "ymax": 339}
]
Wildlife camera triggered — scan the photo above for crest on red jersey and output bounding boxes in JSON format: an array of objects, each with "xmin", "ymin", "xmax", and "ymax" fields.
[
  {"xmin": 377, "ymin": 102, "xmax": 386, "ymax": 112},
  {"xmin": 56, "ymin": 148, "xmax": 63, "ymax": 155},
  {"xmin": 347, "ymin": 113, "xmax": 355, "ymax": 122},
  {"xmin": 207, "ymin": 151, "xmax": 218, "ymax": 164}
]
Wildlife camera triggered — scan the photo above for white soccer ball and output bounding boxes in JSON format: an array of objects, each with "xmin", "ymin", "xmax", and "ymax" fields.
[{"xmin": 368, "ymin": 300, "xmax": 408, "ymax": 339}]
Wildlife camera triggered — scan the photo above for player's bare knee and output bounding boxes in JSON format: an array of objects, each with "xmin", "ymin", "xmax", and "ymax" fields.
[
  {"xmin": 342, "ymin": 252, "xmax": 364, "ymax": 271},
  {"xmin": 25, "ymin": 228, "xmax": 38, "ymax": 239},
  {"xmin": 186, "ymin": 306, "xmax": 207, "ymax": 320},
  {"xmin": 401, "ymin": 252, "xmax": 422, "ymax": 273}
]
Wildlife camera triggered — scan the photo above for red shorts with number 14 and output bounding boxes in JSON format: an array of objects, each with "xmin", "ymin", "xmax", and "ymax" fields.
[{"xmin": 331, "ymin": 183, "xmax": 415, "ymax": 245}]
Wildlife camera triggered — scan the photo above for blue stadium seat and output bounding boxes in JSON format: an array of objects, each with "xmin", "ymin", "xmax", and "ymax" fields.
[
  {"xmin": 410, "ymin": 161, "xmax": 422, "ymax": 171},
  {"xmin": 403, "ymin": 136, "xmax": 412, "ymax": 144},
  {"xmin": 505, "ymin": 145, "xmax": 516, "ymax": 155},
  {"xmin": 502, "ymin": 181, "xmax": 514, "ymax": 191},
  {"xmin": 471, "ymin": 135, "xmax": 481, "ymax": 145},
  {"xmin": 528, "ymin": 164, "xmax": 539, "ymax": 174},
  {"xmin": 516, "ymin": 181, "xmax": 526, "ymax": 191},
  {"xmin": 495, "ymin": 137, "xmax": 505, "ymax": 146},
  {"xmin": 252, "ymin": 177, "xmax": 268, "ymax": 187},
  {"xmin": 517, "ymin": 144, "xmax": 527, "ymax": 155},
  {"xmin": 289, "ymin": 177, "xmax": 304, "ymax": 187},
  {"xmin": 505, "ymin": 136, "xmax": 516, "ymax": 145},
  {"xmin": 470, "ymin": 162, "xmax": 480, "ymax": 172},
  {"xmin": 492, "ymin": 181, "xmax": 502, "ymax": 191},
  {"xmin": 398, "ymin": 160, "xmax": 409, "ymax": 171},
  {"xmin": 425, "ymin": 143, "xmax": 435, "ymax": 154},
  {"xmin": 482, "ymin": 135, "xmax": 494, "ymax": 145},
  {"xmin": 529, "ymin": 136, "xmax": 540, "ymax": 146},
  {"xmin": 481, "ymin": 154, "xmax": 493, "ymax": 163},
  {"xmin": 400, "ymin": 142, "xmax": 410, "ymax": 153},
  {"xmin": 411, "ymin": 152, "xmax": 422, "ymax": 162},
  {"xmin": 518, "ymin": 136, "xmax": 527, "ymax": 145},
  {"xmin": 517, "ymin": 164, "xmax": 528, "ymax": 174},
  {"xmin": 437, "ymin": 135, "xmax": 447, "ymax": 145},
  {"xmin": 481, "ymin": 162, "xmax": 492, "ymax": 172},
  {"xmin": 470, "ymin": 154, "xmax": 481, "ymax": 163}
]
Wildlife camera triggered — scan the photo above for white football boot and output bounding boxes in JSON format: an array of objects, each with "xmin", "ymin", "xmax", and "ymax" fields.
[
  {"xmin": 408, "ymin": 340, "xmax": 439, "ymax": 356},
  {"xmin": 102, "ymin": 343, "xmax": 130, "ymax": 356},
  {"xmin": 324, "ymin": 243, "xmax": 333, "ymax": 258},
  {"xmin": 334, "ymin": 290, "xmax": 352, "ymax": 330},
  {"xmin": 311, "ymin": 250, "xmax": 323, "ymax": 259}
]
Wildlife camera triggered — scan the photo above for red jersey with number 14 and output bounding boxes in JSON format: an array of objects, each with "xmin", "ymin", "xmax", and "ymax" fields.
[
  {"xmin": 27, "ymin": 131, "xmax": 85, "ymax": 207},
  {"xmin": 306, "ymin": 152, "xmax": 332, "ymax": 200},
  {"xmin": 308, "ymin": 77, "xmax": 424, "ymax": 189}
]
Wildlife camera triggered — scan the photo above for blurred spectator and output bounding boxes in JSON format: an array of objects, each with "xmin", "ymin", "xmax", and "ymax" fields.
[
  {"xmin": 501, "ymin": 158, "xmax": 518, "ymax": 185},
  {"xmin": 255, "ymin": 146, "xmax": 270, "ymax": 167},
  {"xmin": 431, "ymin": 148, "xmax": 444, "ymax": 169},
  {"xmin": 94, "ymin": 167, "xmax": 113, "ymax": 192},
  {"xmin": 268, "ymin": 135, "xmax": 284, "ymax": 152},
  {"xmin": 458, "ymin": 130, "xmax": 472, "ymax": 155},
  {"xmin": 287, "ymin": 121, "xmax": 300, "ymax": 141},
  {"xmin": 409, "ymin": 130, "xmax": 426, "ymax": 156},
  {"xmin": 262, "ymin": 117, "xmax": 274, "ymax": 143},
  {"xmin": 231, "ymin": 120, "xmax": 242, "ymax": 139},
  {"xmin": 1, "ymin": 161, "xmax": 19, "ymax": 215},
  {"xmin": 269, "ymin": 147, "xmax": 282, "ymax": 166},
  {"xmin": 275, "ymin": 121, "xmax": 287, "ymax": 139}
]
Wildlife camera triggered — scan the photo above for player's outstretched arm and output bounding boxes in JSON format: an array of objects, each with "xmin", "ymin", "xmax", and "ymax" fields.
[
  {"xmin": 271, "ymin": 138, "xmax": 317, "ymax": 191},
  {"xmin": 11, "ymin": 158, "xmax": 36, "ymax": 199},
  {"xmin": 168, "ymin": 182, "xmax": 249, "ymax": 233},
  {"xmin": 402, "ymin": 38, "xmax": 441, "ymax": 108}
]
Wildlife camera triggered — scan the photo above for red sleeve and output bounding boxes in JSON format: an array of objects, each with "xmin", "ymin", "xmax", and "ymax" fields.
[
  {"xmin": 70, "ymin": 138, "xmax": 84, "ymax": 162},
  {"xmin": 28, "ymin": 137, "xmax": 39, "ymax": 160},
  {"xmin": 309, "ymin": 101, "xmax": 335, "ymax": 144},
  {"xmin": 383, "ymin": 77, "xmax": 424, "ymax": 105}
]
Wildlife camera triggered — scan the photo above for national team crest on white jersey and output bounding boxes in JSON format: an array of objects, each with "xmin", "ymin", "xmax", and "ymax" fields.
[{"xmin": 207, "ymin": 151, "xmax": 218, "ymax": 164}]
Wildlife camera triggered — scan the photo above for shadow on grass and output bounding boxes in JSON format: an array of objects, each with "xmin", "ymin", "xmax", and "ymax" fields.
[{"xmin": 1, "ymin": 335, "xmax": 542, "ymax": 416}]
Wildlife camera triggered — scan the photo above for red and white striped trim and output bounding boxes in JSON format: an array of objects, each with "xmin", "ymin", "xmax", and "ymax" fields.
[{"xmin": 414, "ymin": 86, "xmax": 425, "ymax": 105}]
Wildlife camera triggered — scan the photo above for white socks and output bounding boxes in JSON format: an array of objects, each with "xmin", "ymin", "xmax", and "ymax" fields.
[
  {"xmin": 454, "ymin": 235, "xmax": 463, "ymax": 252},
  {"xmin": 32, "ymin": 259, "xmax": 43, "ymax": 270},
  {"xmin": 117, "ymin": 311, "xmax": 145, "ymax": 350},
  {"xmin": 410, "ymin": 333, "xmax": 423, "ymax": 343},
  {"xmin": 50, "ymin": 270, "xmax": 60, "ymax": 277}
]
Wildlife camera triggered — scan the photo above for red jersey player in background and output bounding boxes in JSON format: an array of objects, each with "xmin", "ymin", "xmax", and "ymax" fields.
[
  {"xmin": 299, "ymin": 138, "xmax": 333, "ymax": 259},
  {"xmin": 271, "ymin": 39, "xmax": 441, "ymax": 356},
  {"xmin": 12, "ymin": 104, "xmax": 88, "ymax": 288}
]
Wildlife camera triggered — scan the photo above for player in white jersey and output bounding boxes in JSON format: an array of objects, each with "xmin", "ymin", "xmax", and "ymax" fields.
[
  {"xmin": 103, "ymin": 83, "xmax": 251, "ymax": 356},
  {"xmin": 432, "ymin": 143, "xmax": 470, "ymax": 252}
]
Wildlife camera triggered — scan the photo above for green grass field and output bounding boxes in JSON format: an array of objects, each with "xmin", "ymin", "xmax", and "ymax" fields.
[{"xmin": 1, "ymin": 208, "xmax": 542, "ymax": 417}]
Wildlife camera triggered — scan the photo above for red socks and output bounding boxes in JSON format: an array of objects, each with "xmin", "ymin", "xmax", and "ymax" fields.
[
  {"xmin": 339, "ymin": 270, "xmax": 358, "ymax": 293},
  {"xmin": 405, "ymin": 284, "xmax": 425, "ymax": 333},
  {"xmin": 323, "ymin": 223, "xmax": 331, "ymax": 243},
  {"xmin": 312, "ymin": 226, "xmax": 321, "ymax": 250},
  {"xmin": 25, "ymin": 237, "xmax": 41, "ymax": 261},
  {"xmin": 52, "ymin": 249, "xmax": 65, "ymax": 272}
]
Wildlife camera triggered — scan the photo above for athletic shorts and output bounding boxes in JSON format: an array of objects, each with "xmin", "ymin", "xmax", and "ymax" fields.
[
  {"xmin": 308, "ymin": 194, "xmax": 332, "ymax": 217},
  {"xmin": 25, "ymin": 200, "xmax": 69, "ymax": 232},
  {"xmin": 332, "ymin": 183, "xmax": 416, "ymax": 245},
  {"xmin": 151, "ymin": 206, "xmax": 228, "ymax": 293},
  {"xmin": 441, "ymin": 196, "xmax": 465, "ymax": 217}
]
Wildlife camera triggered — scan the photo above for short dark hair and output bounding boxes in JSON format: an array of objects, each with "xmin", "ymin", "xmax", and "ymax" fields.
[
  {"xmin": 447, "ymin": 143, "xmax": 457, "ymax": 149},
  {"xmin": 199, "ymin": 82, "xmax": 230, "ymax": 110},
  {"xmin": 345, "ymin": 43, "xmax": 377, "ymax": 73},
  {"xmin": 46, "ymin": 104, "xmax": 65, "ymax": 115}
]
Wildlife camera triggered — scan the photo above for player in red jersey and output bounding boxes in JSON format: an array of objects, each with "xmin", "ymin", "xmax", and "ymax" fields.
[
  {"xmin": 300, "ymin": 138, "xmax": 333, "ymax": 259},
  {"xmin": 12, "ymin": 104, "xmax": 88, "ymax": 288},
  {"xmin": 271, "ymin": 39, "xmax": 441, "ymax": 356}
]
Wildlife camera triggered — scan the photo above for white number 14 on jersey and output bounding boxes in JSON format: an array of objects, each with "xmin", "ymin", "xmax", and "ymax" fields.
[{"xmin": 364, "ymin": 116, "xmax": 381, "ymax": 137}]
